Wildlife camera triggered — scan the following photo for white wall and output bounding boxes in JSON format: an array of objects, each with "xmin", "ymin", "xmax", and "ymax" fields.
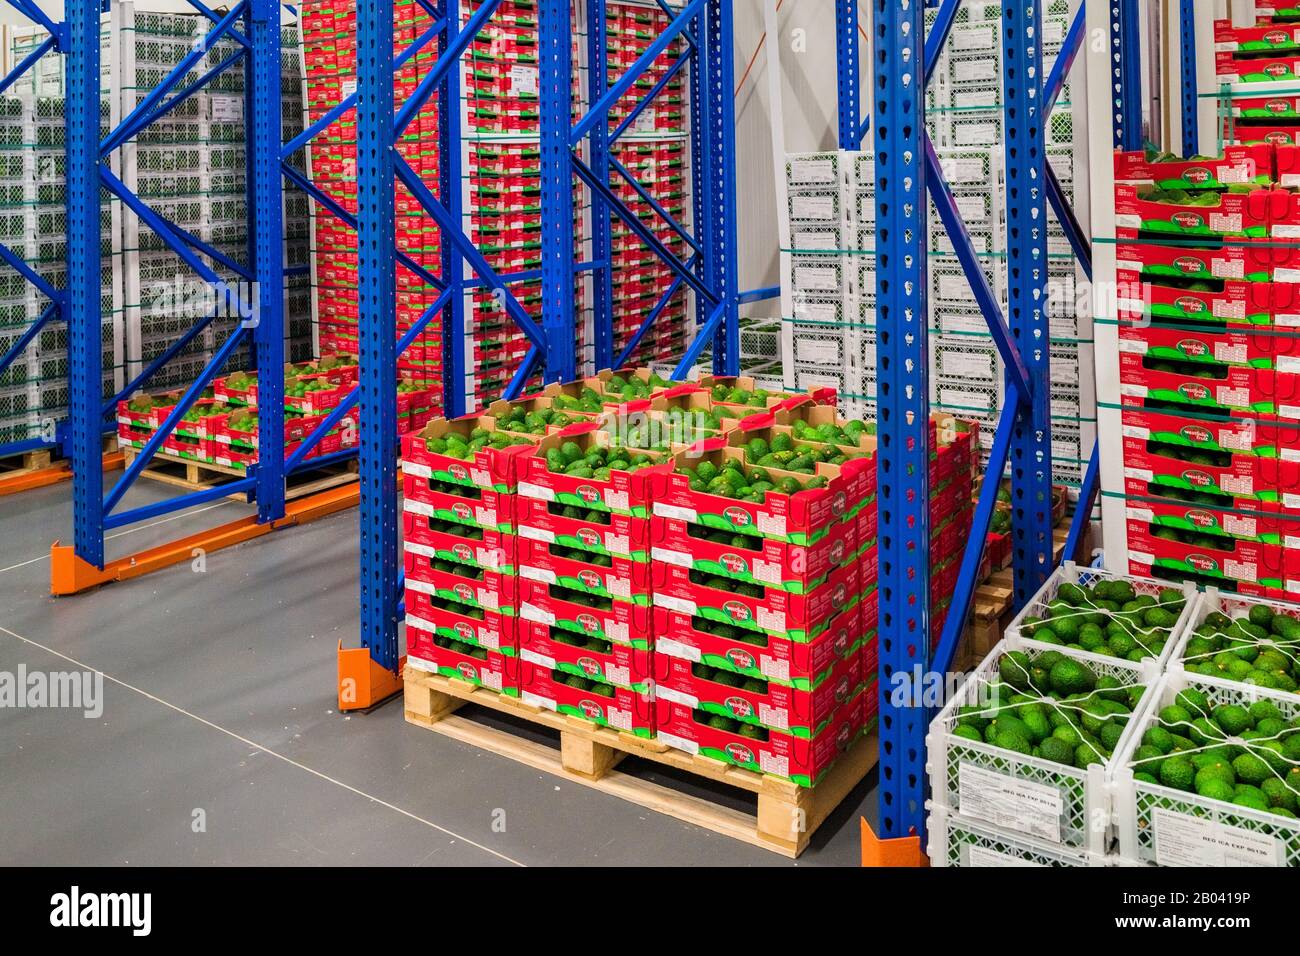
[{"xmin": 734, "ymin": 0, "xmax": 869, "ymax": 314}]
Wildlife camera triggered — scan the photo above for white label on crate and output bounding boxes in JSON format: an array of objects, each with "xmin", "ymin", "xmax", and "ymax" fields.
[
  {"xmin": 1272, "ymin": 267, "xmax": 1300, "ymax": 284},
  {"xmin": 470, "ymin": 467, "xmax": 492, "ymax": 487},
  {"xmin": 954, "ymin": 27, "xmax": 998, "ymax": 52},
  {"xmin": 1053, "ymin": 361, "xmax": 1080, "ymax": 385},
  {"xmin": 340, "ymin": 78, "xmax": 357, "ymax": 99},
  {"xmin": 1276, "ymin": 355, "xmax": 1300, "ymax": 374},
  {"xmin": 756, "ymin": 607, "xmax": 786, "ymax": 633},
  {"xmin": 517, "ymin": 481, "xmax": 555, "ymax": 502},
  {"xmin": 405, "ymin": 655, "xmax": 436, "ymax": 673},
  {"xmin": 653, "ymin": 502, "xmax": 697, "ymax": 522},
  {"xmin": 955, "ymin": 195, "xmax": 988, "ymax": 221},
  {"xmin": 607, "ymin": 576, "xmax": 631, "ymax": 599},
  {"xmin": 938, "ymin": 388, "xmax": 993, "ymax": 410},
  {"xmin": 405, "ymin": 578, "xmax": 436, "ymax": 595},
  {"xmin": 1225, "ymin": 559, "xmax": 1258, "ymax": 583},
  {"xmin": 941, "ymin": 352, "xmax": 994, "ymax": 381},
  {"xmin": 790, "ymin": 159, "xmax": 836, "ymax": 185},
  {"xmin": 604, "ymin": 664, "xmax": 631, "ymax": 687},
  {"xmin": 522, "ymin": 690, "xmax": 557, "ymax": 712},
  {"xmin": 956, "ymin": 122, "xmax": 999, "ymax": 145},
  {"xmin": 605, "ymin": 533, "xmax": 630, "ymax": 556},
  {"xmin": 1281, "ymin": 404, "xmax": 1300, "ymax": 421},
  {"xmin": 791, "ymin": 195, "xmax": 836, "ymax": 221},
  {"xmin": 941, "ymin": 310, "xmax": 987, "ymax": 335},
  {"xmin": 655, "ymin": 683, "xmax": 697, "ymax": 706},
  {"xmin": 478, "ymin": 627, "xmax": 501, "ymax": 651},
  {"xmin": 1129, "ymin": 550, "xmax": 1155, "ymax": 566},
  {"xmin": 1275, "ymin": 224, "xmax": 1300, "ymax": 240},
  {"xmin": 1043, "ymin": 19, "xmax": 1066, "ymax": 44},
  {"xmin": 519, "ymin": 564, "xmax": 557, "ymax": 585},
  {"xmin": 1153, "ymin": 808, "xmax": 1282, "ymax": 867},
  {"xmin": 794, "ymin": 266, "xmax": 841, "ymax": 292},
  {"xmin": 211, "ymin": 95, "xmax": 242, "ymax": 122},
  {"xmin": 633, "ymin": 109, "xmax": 657, "ymax": 135},
  {"xmin": 938, "ymin": 275, "xmax": 977, "ymax": 301},
  {"xmin": 756, "ymin": 512, "xmax": 787, "ymax": 537},
  {"xmin": 517, "ymin": 524, "xmax": 555, "ymax": 544},
  {"xmin": 1127, "ymin": 506, "xmax": 1155, "ymax": 522},
  {"xmin": 403, "ymin": 499, "xmax": 435, "ymax": 517},
  {"xmin": 954, "ymin": 88, "xmax": 999, "ymax": 109},
  {"xmin": 657, "ymin": 731, "xmax": 698, "ymax": 754},
  {"xmin": 651, "ymin": 546, "xmax": 693, "ymax": 568},
  {"xmin": 1052, "ymin": 438, "xmax": 1079, "ymax": 461},
  {"xmin": 793, "ymin": 301, "xmax": 840, "ymax": 324},
  {"xmin": 1124, "ymin": 467, "xmax": 1155, "ymax": 483},
  {"xmin": 758, "ymin": 703, "xmax": 789, "ymax": 731},
  {"xmin": 751, "ymin": 559, "xmax": 784, "ymax": 586},
  {"xmin": 942, "ymin": 157, "xmax": 987, "ymax": 184},
  {"xmin": 1213, "ymin": 342, "xmax": 1248, "ymax": 365},
  {"xmin": 794, "ymin": 229, "xmax": 838, "ymax": 251},
  {"xmin": 759, "ymin": 655, "xmax": 791, "ymax": 683},
  {"xmin": 477, "ymin": 587, "xmax": 500, "ymax": 611},
  {"xmin": 966, "ymin": 845, "xmax": 1046, "ymax": 867},
  {"xmin": 1050, "ymin": 396, "xmax": 1079, "ymax": 418},
  {"xmin": 606, "ymin": 620, "xmax": 629, "ymax": 644},
  {"xmin": 655, "ymin": 592, "xmax": 697, "ymax": 615},
  {"xmin": 520, "ymin": 648, "xmax": 556, "ymax": 669},
  {"xmin": 957, "ymin": 763, "xmax": 1064, "ymax": 843},
  {"xmin": 655, "ymin": 637, "xmax": 700, "ymax": 663},
  {"xmin": 405, "ymin": 614, "xmax": 440, "ymax": 635},
  {"xmin": 403, "ymin": 542, "xmax": 439, "ymax": 559},
  {"xmin": 1115, "ymin": 214, "xmax": 1144, "ymax": 231},
  {"xmin": 1217, "ymin": 386, "xmax": 1251, "ymax": 408},
  {"xmin": 509, "ymin": 64, "xmax": 538, "ymax": 97},
  {"xmin": 954, "ymin": 59, "xmax": 998, "ymax": 84},
  {"xmin": 520, "ymin": 602, "xmax": 555, "ymax": 626},
  {"xmin": 1224, "ymin": 512, "xmax": 1258, "ymax": 537},
  {"xmin": 1283, "ymin": 174, "xmax": 1300, "ymax": 189},
  {"xmin": 603, "ymin": 488, "xmax": 630, "ymax": 512},
  {"xmin": 759, "ymin": 752, "xmax": 789, "ymax": 778},
  {"xmin": 402, "ymin": 461, "xmax": 432, "ymax": 478},
  {"xmin": 1116, "ymin": 258, "xmax": 1143, "ymax": 275},
  {"xmin": 1282, "ymin": 312, "xmax": 1300, "ymax": 328},
  {"xmin": 474, "ymin": 506, "xmax": 498, "ymax": 528},
  {"xmin": 796, "ymin": 339, "xmax": 841, "ymax": 365}
]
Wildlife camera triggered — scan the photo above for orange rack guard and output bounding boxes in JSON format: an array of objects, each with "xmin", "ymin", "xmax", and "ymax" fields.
[
  {"xmin": 50, "ymin": 481, "xmax": 359, "ymax": 595},
  {"xmin": 861, "ymin": 818, "xmax": 928, "ymax": 867},
  {"xmin": 337, "ymin": 641, "xmax": 405, "ymax": 712}
]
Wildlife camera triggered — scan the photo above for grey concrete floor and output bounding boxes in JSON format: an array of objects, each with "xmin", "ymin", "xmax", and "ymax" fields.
[{"xmin": 0, "ymin": 472, "xmax": 877, "ymax": 866}]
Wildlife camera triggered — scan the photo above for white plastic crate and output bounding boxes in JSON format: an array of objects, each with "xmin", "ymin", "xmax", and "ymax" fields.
[
  {"xmin": 948, "ymin": 112, "xmax": 1005, "ymax": 149},
  {"xmin": 789, "ymin": 255, "xmax": 850, "ymax": 298},
  {"xmin": 928, "ymin": 255, "xmax": 1004, "ymax": 307},
  {"xmin": 788, "ymin": 223, "xmax": 847, "ymax": 254},
  {"xmin": 932, "ymin": 379, "xmax": 1001, "ymax": 417},
  {"xmin": 927, "ymin": 804, "xmax": 1110, "ymax": 867},
  {"xmin": 1168, "ymin": 589, "xmax": 1300, "ymax": 697},
  {"xmin": 1113, "ymin": 669, "xmax": 1300, "ymax": 866},
  {"xmin": 852, "ymin": 151, "xmax": 876, "ymax": 190},
  {"xmin": 928, "ymin": 633, "xmax": 1161, "ymax": 854},
  {"xmin": 931, "ymin": 334, "xmax": 1001, "ymax": 384},
  {"xmin": 1003, "ymin": 562, "xmax": 1198, "ymax": 669},
  {"xmin": 785, "ymin": 150, "xmax": 851, "ymax": 191},
  {"xmin": 786, "ymin": 188, "xmax": 846, "ymax": 227}
]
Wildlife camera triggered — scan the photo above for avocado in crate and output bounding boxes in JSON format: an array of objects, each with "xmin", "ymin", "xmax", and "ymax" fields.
[
  {"xmin": 1114, "ymin": 671, "xmax": 1300, "ymax": 866},
  {"xmin": 929, "ymin": 634, "xmax": 1159, "ymax": 852},
  {"xmin": 1175, "ymin": 593, "xmax": 1300, "ymax": 695},
  {"xmin": 1007, "ymin": 565, "xmax": 1196, "ymax": 665}
]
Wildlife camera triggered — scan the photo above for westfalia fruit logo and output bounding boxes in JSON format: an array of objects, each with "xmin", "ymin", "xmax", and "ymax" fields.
[
  {"xmin": 1173, "ymin": 256, "xmax": 1205, "ymax": 275},
  {"xmin": 1171, "ymin": 211, "xmax": 1203, "ymax": 229},
  {"xmin": 1266, "ymin": 30, "xmax": 1290, "ymax": 44},
  {"xmin": 834, "ymin": 676, "xmax": 851, "ymax": 704},
  {"xmin": 447, "ymin": 462, "xmax": 470, "ymax": 482},
  {"xmin": 578, "ymin": 699, "xmax": 604, "ymax": 720},
  {"xmin": 456, "ymin": 662, "xmax": 477, "ymax": 681},
  {"xmin": 451, "ymin": 501, "xmax": 472, "ymax": 520},
  {"xmin": 1186, "ymin": 509, "xmax": 1219, "ymax": 530},
  {"xmin": 723, "ymin": 506, "xmax": 751, "ymax": 527},
  {"xmin": 1183, "ymin": 469, "xmax": 1214, "ymax": 489},
  {"xmin": 1265, "ymin": 62, "xmax": 1291, "ymax": 77},
  {"xmin": 577, "ymin": 613, "xmax": 600, "ymax": 633},
  {"xmin": 1174, "ymin": 296, "xmax": 1207, "ymax": 315},
  {"xmin": 453, "ymin": 622, "xmax": 474, "ymax": 640},
  {"xmin": 1187, "ymin": 553, "xmax": 1219, "ymax": 573},
  {"xmin": 453, "ymin": 583, "xmax": 474, "ymax": 602},
  {"xmin": 725, "ymin": 696, "xmax": 754, "ymax": 719},
  {"xmin": 832, "ymin": 583, "xmax": 848, "ymax": 607},
  {"xmin": 836, "ymin": 723, "xmax": 853, "ymax": 750},
  {"xmin": 1177, "ymin": 338, "xmax": 1210, "ymax": 359},
  {"xmin": 720, "ymin": 553, "xmax": 748, "ymax": 574},
  {"xmin": 577, "ymin": 528, "xmax": 600, "ymax": 547},
  {"xmin": 576, "ymin": 485, "xmax": 600, "ymax": 504},
  {"xmin": 724, "ymin": 742, "xmax": 755, "ymax": 764},
  {"xmin": 830, "ymin": 540, "xmax": 846, "ymax": 564},
  {"xmin": 1183, "ymin": 167, "xmax": 1211, "ymax": 186},
  {"xmin": 1180, "ymin": 424, "xmax": 1213, "ymax": 444},
  {"xmin": 1179, "ymin": 382, "xmax": 1211, "ymax": 401},
  {"xmin": 723, "ymin": 601, "xmax": 751, "ymax": 623},
  {"xmin": 831, "ymin": 491, "xmax": 847, "ymax": 515},
  {"xmin": 577, "ymin": 657, "xmax": 601, "ymax": 677},
  {"xmin": 833, "ymin": 629, "xmax": 849, "ymax": 656},
  {"xmin": 1266, "ymin": 131, "xmax": 1296, "ymax": 145},
  {"xmin": 577, "ymin": 569, "xmax": 602, "ymax": 590},
  {"xmin": 452, "ymin": 543, "xmax": 473, "ymax": 562},
  {"xmin": 1267, "ymin": 98, "xmax": 1293, "ymax": 114},
  {"xmin": 725, "ymin": 648, "xmax": 755, "ymax": 670}
]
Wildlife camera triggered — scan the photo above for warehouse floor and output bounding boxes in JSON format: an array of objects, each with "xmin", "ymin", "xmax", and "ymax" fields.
[{"xmin": 0, "ymin": 478, "xmax": 877, "ymax": 866}]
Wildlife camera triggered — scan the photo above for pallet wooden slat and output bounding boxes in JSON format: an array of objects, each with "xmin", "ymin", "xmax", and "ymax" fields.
[
  {"xmin": 403, "ymin": 667, "xmax": 877, "ymax": 858},
  {"xmin": 121, "ymin": 446, "xmax": 359, "ymax": 500}
]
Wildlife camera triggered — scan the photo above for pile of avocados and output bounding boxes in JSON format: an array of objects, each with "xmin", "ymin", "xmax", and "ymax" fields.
[
  {"xmin": 1179, "ymin": 604, "xmax": 1300, "ymax": 694},
  {"xmin": 1017, "ymin": 579, "xmax": 1186, "ymax": 663}
]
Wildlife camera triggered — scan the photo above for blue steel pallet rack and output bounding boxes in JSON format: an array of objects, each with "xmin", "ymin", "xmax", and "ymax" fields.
[
  {"xmin": 53, "ymin": 0, "xmax": 365, "ymax": 592},
  {"xmin": 343, "ymin": 0, "xmax": 743, "ymax": 702}
]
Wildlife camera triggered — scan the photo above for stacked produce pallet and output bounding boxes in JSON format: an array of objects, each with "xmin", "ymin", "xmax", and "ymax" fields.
[
  {"xmin": 400, "ymin": 370, "xmax": 887, "ymax": 788},
  {"xmin": 1110, "ymin": 144, "xmax": 1300, "ymax": 601},
  {"xmin": 926, "ymin": 564, "xmax": 1198, "ymax": 866},
  {"xmin": 114, "ymin": 352, "xmax": 364, "ymax": 472}
]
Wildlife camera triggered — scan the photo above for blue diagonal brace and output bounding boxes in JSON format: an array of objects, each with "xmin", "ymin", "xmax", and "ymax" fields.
[
  {"xmin": 611, "ymin": 53, "xmax": 689, "ymax": 144},
  {"xmin": 393, "ymin": 0, "xmax": 500, "ymax": 137},
  {"xmin": 609, "ymin": 156, "xmax": 702, "ymax": 256},
  {"xmin": 0, "ymin": 301, "xmax": 58, "ymax": 378},
  {"xmin": 616, "ymin": 254, "xmax": 697, "ymax": 369},
  {"xmin": 0, "ymin": 34, "xmax": 54, "ymax": 97},
  {"xmin": 1063, "ymin": 445, "xmax": 1100, "ymax": 566},
  {"xmin": 0, "ymin": 240, "xmax": 63, "ymax": 303}
]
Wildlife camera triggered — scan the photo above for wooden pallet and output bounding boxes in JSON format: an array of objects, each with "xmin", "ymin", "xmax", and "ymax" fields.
[
  {"xmin": 122, "ymin": 446, "xmax": 358, "ymax": 500},
  {"xmin": 0, "ymin": 446, "xmax": 52, "ymax": 477},
  {"xmin": 403, "ymin": 667, "xmax": 878, "ymax": 858}
]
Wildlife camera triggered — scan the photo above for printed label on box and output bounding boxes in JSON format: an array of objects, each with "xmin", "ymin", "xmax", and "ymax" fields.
[
  {"xmin": 965, "ymin": 845, "xmax": 1045, "ymax": 867},
  {"xmin": 957, "ymin": 763, "xmax": 1064, "ymax": 843},
  {"xmin": 1153, "ymin": 808, "xmax": 1282, "ymax": 867},
  {"xmin": 796, "ymin": 339, "xmax": 841, "ymax": 365},
  {"xmin": 790, "ymin": 159, "xmax": 836, "ymax": 185},
  {"xmin": 509, "ymin": 64, "xmax": 538, "ymax": 97},
  {"xmin": 791, "ymin": 195, "xmax": 836, "ymax": 221},
  {"xmin": 211, "ymin": 95, "xmax": 242, "ymax": 122}
]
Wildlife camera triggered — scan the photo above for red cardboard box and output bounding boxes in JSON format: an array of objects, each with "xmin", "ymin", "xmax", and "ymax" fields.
[
  {"xmin": 513, "ymin": 423, "xmax": 672, "ymax": 518},
  {"xmin": 513, "ymin": 494, "xmax": 652, "ymax": 561},
  {"xmin": 401, "ymin": 413, "xmax": 540, "ymax": 492},
  {"xmin": 517, "ymin": 575, "xmax": 653, "ymax": 648},
  {"xmin": 519, "ymin": 659, "xmax": 655, "ymax": 736},
  {"xmin": 404, "ymin": 595, "xmax": 517, "ymax": 656},
  {"xmin": 516, "ymin": 618, "xmax": 659, "ymax": 693},
  {"xmin": 405, "ymin": 627, "xmax": 521, "ymax": 696},
  {"xmin": 401, "ymin": 508, "xmax": 516, "ymax": 573},
  {"xmin": 516, "ymin": 535, "xmax": 651, "ymax": 603},
  {"xmin": 403, "ymin": 548, "xmax": 518, "ymax": 615},
  {"xmin": 401, "ymin": 466, "xmax": 515, "ymax": 533}
]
